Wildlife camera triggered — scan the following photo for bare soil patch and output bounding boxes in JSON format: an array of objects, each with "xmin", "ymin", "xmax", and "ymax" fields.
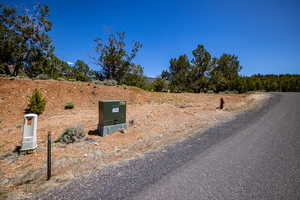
[{"xmin": 0, "ymin": 77, "xmax": 270, "ymax": 199}]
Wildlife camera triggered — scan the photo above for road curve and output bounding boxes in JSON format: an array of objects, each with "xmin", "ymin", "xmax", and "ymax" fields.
[{"xmin": 40, "ymin": 93, "xmax": 300, "ymax": 200}]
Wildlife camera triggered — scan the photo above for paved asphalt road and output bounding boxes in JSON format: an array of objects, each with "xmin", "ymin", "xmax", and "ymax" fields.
[{"xmin": 40, "ymin": 93, "xmax": 300, "ymax": 200}]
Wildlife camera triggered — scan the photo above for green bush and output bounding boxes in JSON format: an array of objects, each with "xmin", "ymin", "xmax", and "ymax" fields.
[
  {"xmin": 121, "ymin": 84, "xmax": 128, "ymax": 89},
  {"xmin": 152, "ymin": 78, "xmax": 168, "ymax": 92},
  {"xmin": 142, "ymin": 83, "xmax": 154, "ymax": 91},
  {"xmin": 219, "ymin": 90, "xmax": 239, "ymax": 94},
  {"xmin": 64, "ymin": 102, "xmax": 75, "ymax": 109},
  {"xmin": 0, "ymin": 74, "xmax": 8, "ymax": 77},
  {"xmin": 55, "ymin": 125, "xmax": 85, "ymax": 144},
  {"xmin": 93, "ymin": 80, "xmax": 104, "ymax": 85},
  {"xmin": 36, "ymin": 74, "xmax": 49, "ymax": 80},
  {"xmin": 103, "ymin": 79, "xmax": 117, "ymax": 86},
  {"xmin": 26, "ymin": 89, "xmax": 47, "ymax": 115},
  {"xmin": 92, "ymin": 79, "xmax": 117, "ymax": 86},
  {"xmin": 56, "ymin": 77, "xmax": 65, "ymax": 81},
  {"xmin": 16, "ymin": 75, "xmax": 29, "ymax": 79}
]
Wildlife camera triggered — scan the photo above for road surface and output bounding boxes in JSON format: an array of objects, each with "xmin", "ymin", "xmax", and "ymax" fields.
[{"xmin": 40, "ymin": 93, "xmax": 300, "ymax": 200}]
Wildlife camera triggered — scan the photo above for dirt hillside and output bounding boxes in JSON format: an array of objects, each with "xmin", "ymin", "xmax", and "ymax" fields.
[{"xmin": 0, "ymin": 77, "xmax": 269, "ymax": 199}]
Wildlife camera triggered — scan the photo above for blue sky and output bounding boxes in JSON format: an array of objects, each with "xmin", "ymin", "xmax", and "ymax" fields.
[{"xmin": 4, "ymin": 0, "xmax": 300, "ymax": 77}]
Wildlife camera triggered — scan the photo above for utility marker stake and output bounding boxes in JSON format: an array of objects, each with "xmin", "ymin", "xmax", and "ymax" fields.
[
  {"xmin": 47, "ymin": 131, "xmax": 52, "ymax": 180},
  {"xmin": 220, "ymin": 98, "xmax": 224, "ymax": 109}
]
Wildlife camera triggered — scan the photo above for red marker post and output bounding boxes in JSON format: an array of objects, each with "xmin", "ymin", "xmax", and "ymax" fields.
[{"xmin": 220, "ymin": 98, "xmax": 224, "ymax": 110}]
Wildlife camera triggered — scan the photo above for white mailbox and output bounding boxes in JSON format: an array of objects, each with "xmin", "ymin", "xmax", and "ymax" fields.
[{"xmin": 21, "ymin": 114, "xmax": 38, "ymax": 151}]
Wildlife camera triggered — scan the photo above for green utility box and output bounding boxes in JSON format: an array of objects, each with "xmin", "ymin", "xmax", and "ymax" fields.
[{"xmin": 98, "ymin": 100, "xmax": 127, "ymax": 136}]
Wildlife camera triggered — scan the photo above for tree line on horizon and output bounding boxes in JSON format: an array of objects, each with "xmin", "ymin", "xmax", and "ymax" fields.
[{"xmin": 1, "ymin": 3, "xmax": 299, "ymax": 93}]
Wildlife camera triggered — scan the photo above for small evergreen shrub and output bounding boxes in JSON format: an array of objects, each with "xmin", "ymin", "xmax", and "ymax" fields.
[
  {"xmin": 230, "ymin": 90, "xmax": 239, "ymax": 94},
  {"xmin": 16, "ymin": 76, "xmax": 29, "ymax": 79},
  {"xmin": 152, "ymin": 78, "xmax": 168, "ymax": 92},
  {"xmin": 219, "ymin": 90, "xmax": 238, "ymax": 94},
  {"xmin": 96, "ymin": 80, "xmax": 104, "ymax": 85},
  {"xmin": 103, "ymin": 79, "xmax": 117, "ymax": 86},
  {"xmin": 92, "ymin": 79, "xmax": 117, "ymax": 86},
  {"xmin": 64, "ymin": 102, "xmax": 75, "ymax": 109},
  {"xmin": 55, "ymin": 125, "xmax": 85, "ymax": 144},
  {"xmin": 16, "ymin": 124, "xmax": 22, "ymax": 128},
  {"xmin": 36, "ymin": 74, "xmax": 49, "ymax": 80},
  {"xmin": 56, "ymin": 77, "xmax": 65, "ymax": 81},
  {"xmin": 121, "ymin": 84, "xmax": 128, "ymax": 89},
  {"xmin": 92, "ymin": 80, "xmax": 104, "ymax": 85},
  {"xmin": 26, "ymin": 89, "xmax": 47, "ymax": 115}
]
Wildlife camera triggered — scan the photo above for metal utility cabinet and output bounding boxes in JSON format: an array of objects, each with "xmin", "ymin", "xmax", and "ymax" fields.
[{"xmin": 98, "ymin": 100, "xmax": 127, "ymax": 136}]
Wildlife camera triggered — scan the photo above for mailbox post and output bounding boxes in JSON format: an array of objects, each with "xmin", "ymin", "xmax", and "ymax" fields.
[{"xmin": 21, "ymin": 114, "xmax": 38, "ymax": 151}]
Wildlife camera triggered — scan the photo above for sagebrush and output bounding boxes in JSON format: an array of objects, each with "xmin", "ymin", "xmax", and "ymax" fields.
[{"xmin": 55, "ymin": 126, "xmax": 85, "ymax": 144}]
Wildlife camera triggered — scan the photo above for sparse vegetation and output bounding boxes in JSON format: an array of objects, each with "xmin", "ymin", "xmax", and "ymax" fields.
[
  {"xmin": 56, "ymin": 77, "xmax": 66, "ymax": 81},
  {"xmin": 64, "ymin": 102, "xmax": 75, "ymax": 109},
  {"xmin": 103, "ymin": 79, "xmax": 118, "ymax": 86},
  {"xmin": 1, "ymin": 1, "xmax": 298, "ymax": 199},
  {"xmin": 152, "ymin": 78, "xmax": 168, "ymax": 92},
  {"xmin": 55, "ymin": 126, "xmax": 85, "ymax": 144},
  {"xmin": 16, "ymin": 124, "xmax": 22, "ymax": 128},
  {"xmin": 94, "ymin": 32, "xmax": 142, "ymax": 83},
  {"xmin": 36, "ymin": 74, "xmax": 50, "ymax": 80},
  {"xmin": 92, "ymin": 79, "xmax": 118, "ymax": 86},
  {"xmin": 160, "ymin": 45, "xmax": 300, "ymax": 93},
  {"xmin": 121, "ymin": 84, "xmax": 128, "ymax": 89},
  {"xmin": 26, "ymin": 89, "xmax": 47, "ymax": 115},
  {"xmin": 92, "ymin": 80, "xmax": 103, "ymax": 85},
  {"xmin": 0, "ymin": 76, "xmax": 270, "ymax": 198}
]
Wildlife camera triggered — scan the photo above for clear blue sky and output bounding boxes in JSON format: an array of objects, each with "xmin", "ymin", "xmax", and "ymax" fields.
[{"xmin": 4, "ymin": 0, "xmax": 300, "ymax": 77}]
